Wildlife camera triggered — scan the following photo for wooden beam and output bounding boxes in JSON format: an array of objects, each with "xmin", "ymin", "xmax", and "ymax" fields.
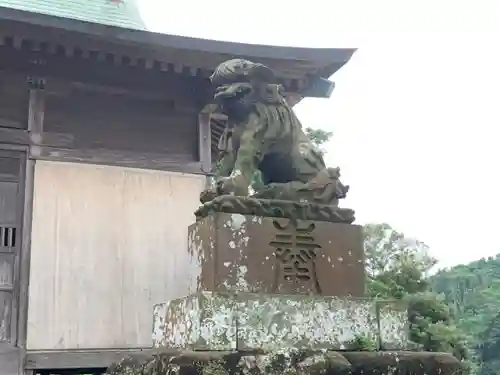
[
  {"xmin": 29, "ymin": 146, "xmax": 207, "ymax": 175},
  {"xmin": 25, "ymin": 348, "xmax": 239, "ymax": 370},
  {"xmin": 25, "ymin": 348, "xmax": 163, "ymax": 370},
  {"xmin": 0, "ymin": 46, "xmax": 211, "ymax": 105},
  {"xmin": 0, "ymin": 117, "xmax": 24, "ymax": 129},
  {"xmin": 0, "ymin": 172, "xmax": 18, "ymax": 183},
  {"xmin": 0, "ymin": 88, "xmax": 74, "ymax": 149},
  {"xmin": 0, "ymin": 143, "xmax": 26, "ymax": 152},
  {"xmin": 30, "ymin": 131, "xmax": 74, "ymax": 148},
  {"xmin": 0, "ymin": 128, "xmax": 28, "ymax": 145},
  {"xmin": 0, "ymin": 70, "xmax": 198, "ymax": 106},
  {"xmin": 0, "ymin": 127, "xmax": 74, "ymax": 148}
]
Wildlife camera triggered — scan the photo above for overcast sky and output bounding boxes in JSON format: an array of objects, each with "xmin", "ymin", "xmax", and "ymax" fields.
[{"xmin": 139, "ymin": 0, "xmax": 500, "ymax": 268}]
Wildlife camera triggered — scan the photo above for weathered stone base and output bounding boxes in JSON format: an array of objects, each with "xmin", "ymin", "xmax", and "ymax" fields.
[
  {"xmin": 152, "ymin": 292, "xmax": 409, "ymax": 351},
  {"xmin": 106, "ymin": 350, "xmax": 466, "ymax": 375},
  {"xmin": 189, "ymin": 213, "xmax": 365, "ymax": 296}
]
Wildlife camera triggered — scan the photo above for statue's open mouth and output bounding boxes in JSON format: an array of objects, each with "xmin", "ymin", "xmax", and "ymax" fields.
[{"xmin": 214, "ymin": 83, "xmax": 254, "ymax": 103}]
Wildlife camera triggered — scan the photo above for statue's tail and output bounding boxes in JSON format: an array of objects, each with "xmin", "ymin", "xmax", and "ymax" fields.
[{"xmin": 299, "ymin": 167, "xmax": 349, "ymax": 205}]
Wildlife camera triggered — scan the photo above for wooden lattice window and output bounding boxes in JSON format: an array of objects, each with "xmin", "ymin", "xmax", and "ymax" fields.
[{"xmin": 0, "ymin": 226, "xmax": 16, "ymax": 249}]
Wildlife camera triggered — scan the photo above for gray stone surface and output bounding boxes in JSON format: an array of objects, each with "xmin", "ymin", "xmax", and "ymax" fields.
[
  {"xmin": 152, "ymin": 292, "xmax": 409, "ymax": 351},
  {"xmin": 376, "ymin": 301, "xmax": 410, "ymax": 350}
]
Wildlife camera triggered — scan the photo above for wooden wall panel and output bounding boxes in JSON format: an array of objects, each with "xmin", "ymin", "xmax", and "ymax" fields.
[
  {"xmin": 0, "ymin": 254, "xmax": 14, "ymax": 289},
  {"xmin": 0, "ymin": 292, "xmax": 12, "ymax": 342},
  {"xmin": 27, "ymin": 161, "xmax": 205, "ymax": 350},
  {"xmin": 0, "ymin": 181, "xmax": 18, "ymax": 228},
  {"xmin": 0, "ymin": 170, "xmax": 19, "ymax": 346},
  {"xmin": 0, "ymin": 73, "xmax": 28, "ymax": 129},
  {"xmin": 44, "ymin": 89, "xmax": 198, "ymax": 161},
  {"xmin": 0, "ymin": 158, "xmax": 21, "ymax": 179}
]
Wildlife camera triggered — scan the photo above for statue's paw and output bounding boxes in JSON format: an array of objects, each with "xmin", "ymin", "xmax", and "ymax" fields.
[
  {"xmin": 216, "ymin": 177, "xmax": 238, "ymax": 196},
  {"xmin": 216, "ymin": 176, "xmax": 249, "ymax": 196},
  {"xmin": 200, "ymin": 188, "xmax": 218, "ymax": 204}
]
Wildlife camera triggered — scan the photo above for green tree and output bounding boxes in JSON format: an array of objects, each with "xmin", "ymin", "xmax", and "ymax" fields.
[
  {"xmin": 478, "ymin": 311, "xmax": 500, "ymax": 375},
  {"xmin": 430, "ymin": 255, "xmax": 500, "ymax": 373},
  {"xmin": 363, "ymin": 223, "xmax": 436, "ymax": 298},
  {"xmin": 304, "ymin": 127, "xmax": 332, "ymax": 156},
  {"xmin": 363, "ymin": 223, "xmax": 471, "ymax": 366}
]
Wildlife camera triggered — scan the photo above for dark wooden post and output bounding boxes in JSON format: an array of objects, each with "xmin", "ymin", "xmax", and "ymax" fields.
[{"xmin": 17, "ymin": 76, "xmax": 45, "ymax": 354}]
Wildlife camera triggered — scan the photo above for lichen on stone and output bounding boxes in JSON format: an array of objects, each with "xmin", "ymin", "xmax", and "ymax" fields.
[
  {"xmin": 235, "ymin": 294, "xmax": 380, "ymax": 351},
  {"xmin": 376, "ymin": 300, "xmax": 410, "ymax": 350},
  {"xmin": 153, "ymin": 292, "xmax": 411, "ymax": 352}
]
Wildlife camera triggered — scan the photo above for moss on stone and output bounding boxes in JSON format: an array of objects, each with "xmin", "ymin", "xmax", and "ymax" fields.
[
  {"xmin": 200, "ymin": 360, "xmax": 230, "ymax": 375},
  {"xmin": 343, "ymin": 351, "xmax": 467, "ymax": 375},
  {"xmin": 347, "ymin": 334, "xmax": 378, "ymax": 351},
  {"xmin": 107, "ymin": 350, "xmax": 467, "ymax": 375}
]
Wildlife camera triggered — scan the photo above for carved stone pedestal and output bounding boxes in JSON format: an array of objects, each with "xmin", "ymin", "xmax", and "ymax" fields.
[
  {"xmin": 108, "ymin": 203, "xmax": 464, "ymax": 375},
  {"xmin": 129, "ymin": 204, "xmax": 467, "ymax": 375},
  {"xmin": 151, "ymin": 210, "xmax": 411, "ymax": 356},
  {"xmin": 188, "ymin": 213, "xmax": 365, "ymax": 297},
  {"xmin": 154, "ymin": 208, "xmax": 412, "ymax": 353}
]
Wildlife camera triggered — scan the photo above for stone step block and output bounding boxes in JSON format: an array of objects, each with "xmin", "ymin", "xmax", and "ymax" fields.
[{"xmin": 152, "ymin": 292, "xmax": 409, "ymax": 351}]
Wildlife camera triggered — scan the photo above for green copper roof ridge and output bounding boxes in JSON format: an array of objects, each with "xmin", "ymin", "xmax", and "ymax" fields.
[{"xmin": 0, "ymin": 0, "xmax": 147, "ymax": 30}]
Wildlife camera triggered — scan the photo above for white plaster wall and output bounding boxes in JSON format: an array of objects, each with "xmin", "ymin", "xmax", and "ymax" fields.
[{"xmin": 27, "ymin": 161, "xmax": 204, "ymax": 350}]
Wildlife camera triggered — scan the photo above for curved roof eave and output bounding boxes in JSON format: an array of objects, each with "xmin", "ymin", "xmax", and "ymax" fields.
[{"xmin": 0, "ymin": 6, "xmax": 357, "ymax": 68}]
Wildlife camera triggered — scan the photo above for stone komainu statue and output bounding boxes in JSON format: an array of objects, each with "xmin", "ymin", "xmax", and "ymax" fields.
[{"xmin": 202, "ymin": 58, "xmax": 349, "ymax": 207}]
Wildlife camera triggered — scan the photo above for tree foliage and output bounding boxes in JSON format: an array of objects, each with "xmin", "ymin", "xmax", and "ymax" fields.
[
  {"xmin": 304, "ymin": 127, "xmax": 333, "ymax": 156},
  {"xmin": 363, "ymin": 223, "xmax": 436, "ymax": 299},
  {"xmin": 478, "ymin": 311, "xmax": 500, "ymax": 375},
  {"xmin": 363, "ymin": 223, "xmax": 471, "ymax": 367},
  {"xmin": 430, "ymin": 255, "xmax": 500, "ymax": 373}
]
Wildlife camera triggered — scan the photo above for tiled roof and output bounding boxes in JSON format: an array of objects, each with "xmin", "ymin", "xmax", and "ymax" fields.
[{"xmin": 0, "ymin": 0, "xmax": 147, "ymax": 30}]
